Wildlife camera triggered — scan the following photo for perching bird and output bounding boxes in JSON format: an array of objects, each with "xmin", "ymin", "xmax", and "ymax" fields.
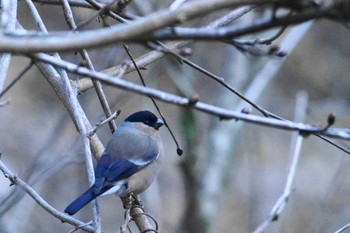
[{"xmin": 64, "ymin": 110, "xmax": 164, "ymax": 215}]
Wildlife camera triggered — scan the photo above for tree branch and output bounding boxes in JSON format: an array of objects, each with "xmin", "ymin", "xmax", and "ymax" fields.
[
  {"xmin": 32, "ymin": 0, "xmax": 93, "ymax": 8},
  {"xmin": 60, "ymin": 0, "xmax": 117, "ymax": 133},
  {"xmin": 253, "ymin": 91, "xmax": 308, "ymax": 233},
  {"xmin": 29, "ymin": 52, "xmax": 350, "ymax": 141},
  {"xmin": 0, "ymin": 1, "xmax": 17, "ymax": 92},
  {"xmin": 0, "ymin": 0, "xmax": 289, "ymax": 52},
  {"xmin": 152, "ymin": 3, "xmax": 348, "ymax": 40},
  {"xmin": 76, "ymin": 5, "xmax": 254, "ymax": 93},
  {"xmin": 2, "ymin": 0, "xmax": 349, "ymax": 52},
  {"xmin": 0, "ymin": 156, "xmax": 95, "ymax": 233}
]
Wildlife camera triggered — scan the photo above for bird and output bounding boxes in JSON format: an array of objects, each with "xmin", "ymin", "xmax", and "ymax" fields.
[{"xmin": 64, "ymin": 110, "xmax": 164, "ymax": 215}]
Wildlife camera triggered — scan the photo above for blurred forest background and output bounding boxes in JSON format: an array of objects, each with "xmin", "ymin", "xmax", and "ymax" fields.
[{"xmin": 1, "ymin": 0, "xmax": 350, "ymax": 233}]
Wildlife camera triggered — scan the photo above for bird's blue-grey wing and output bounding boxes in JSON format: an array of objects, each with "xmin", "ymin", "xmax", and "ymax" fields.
[
  {"xmin": 105, "ymin": 151, "xmax": 158, "ymax": 182},
  {"xmin": 94, "ymin": 134, "xmax": 159, "ymax": 193},
  {"xmin": 94, "ymin": 153, "xmax": 112, "ymax": 194}
]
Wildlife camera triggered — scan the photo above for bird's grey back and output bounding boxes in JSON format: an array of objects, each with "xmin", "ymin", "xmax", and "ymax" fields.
[{"xmin": 104, "ymin": 122, "xmax": 159, "ymax": 161}]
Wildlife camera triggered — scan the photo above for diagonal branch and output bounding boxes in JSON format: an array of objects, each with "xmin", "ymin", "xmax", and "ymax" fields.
[
  {"xmin": 76, "ymin": 5, "xmax": 254, "ymax": 93},
  {"xmin": 60, "ymin": 0, "xmax": 117, "ymax": 133},
  {"xmin": 123, "ymin": 44, "xmax": 183, "ymax": 155},
  {"xmin": 0, "ymin": 156, "xmax": 95, "ymax": 233},
  {"xmin": 30, "ymin": 52, "xmax": 350, "ymax": 141}
]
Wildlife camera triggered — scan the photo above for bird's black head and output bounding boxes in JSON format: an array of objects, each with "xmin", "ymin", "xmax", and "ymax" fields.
[{"xmin": 125, "ymin": 111, "xmax": 164, "ymax": 130}]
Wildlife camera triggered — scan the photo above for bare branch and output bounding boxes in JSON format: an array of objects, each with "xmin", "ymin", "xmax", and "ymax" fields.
[
  {"xmin": 153, "ymin": 3, "xmax": 347, "ymax": 40},
  {"xmin": 60, "ymin": 0, "xmax": 117, "ymax": 133},
  {"xmin": 0, "ymin": 1, "xmax": 281, "ymax": 52},
  {"xmin": 253, "ymin": 91, "xmax": 308, "ymax": 233},
  {"xmin": 0, "ymin": 1, "xmax": 17, "ymax": 92},
  {"xmin": 88, "ymin": 110, "xmax": 121, "ymax": 137},
  {"xmin": 32, "ymin": 0, "xmax": 93, "ymax": 8},
  {"xmin": 2, "ymin": 0, "xmax": 349, "ymax": 52},
  {"xmin": 0, "ymin": 61, "xmax": 33, "ymax": 98},
  {"xmin": 0, "ymin": 156, "xmax": 95, "ymax": 233},
  {"xmin": 18, "ymin": 7, "xmax": 102, "ymax": 229},
  {"xmin": 76, "ymin": 6, "xmax": 254, "ymax": 93},
  {"xmin": 30, "ymin": 52, "xmax": 350, "ymax": 141},
  {"xmin": 334, "ymin": 222, "xmax": 350, "ymax": 233},
  {"xmin": 123, "ymin": 44, "xmax": 183, "ymax": 155}
]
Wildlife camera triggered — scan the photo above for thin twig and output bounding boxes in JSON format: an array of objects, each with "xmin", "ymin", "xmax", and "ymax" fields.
[
  {"xmin": 259, "ymin": 24, "xmax": 288, "ymax": 45},
  {"xmin": 67, "ymin": 221, "xmax": 94, "ymax": 233},
  {"xmin": 0, "ymin": 115, "xmax": 74, "ymax": 217},
  {"xmin": 76, "ymin": 0, "xmax": 120, "ymax": 29},
  {"xmin": 84, "ymin": 0, "xmax": 129, "ymax": 22},
  {"xmin": 88, "ymin": 110, "xmax": 121, "ymax": 137},
  {"xmin": 334, "ymin": 222, "xmax": 350, "ymax": 233},
  {"xmin": 123, "ymin": 44, "xmax": 183, "ymax": 155},
  {"xmin": 0, "ymin": 61, "xmax": 33, "ymax": 98},
  {"xmin": 154, "ymin": 40, "xmax": 350, "ymax": 155},
  {"xmin": 234, "ymin": 12, "xmax": 291, "ymax": 46},
  {"xmin": 155, "ymin": 41, "xmax": 270, "ymax": 117},
  {"xmin": 314, "ymin": 134, "xmax": 350, "ymax": 155}
]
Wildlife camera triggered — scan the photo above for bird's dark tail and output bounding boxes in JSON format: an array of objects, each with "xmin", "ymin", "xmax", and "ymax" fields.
[{"xmin": 64, "ymin": 186, "xmax": 97, "ymax": 215}]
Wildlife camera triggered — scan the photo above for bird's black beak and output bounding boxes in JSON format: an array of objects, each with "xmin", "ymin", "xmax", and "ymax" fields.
[{"xmin": 154, "ymin": 118, "xmax": 164, "ymax": 130}]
